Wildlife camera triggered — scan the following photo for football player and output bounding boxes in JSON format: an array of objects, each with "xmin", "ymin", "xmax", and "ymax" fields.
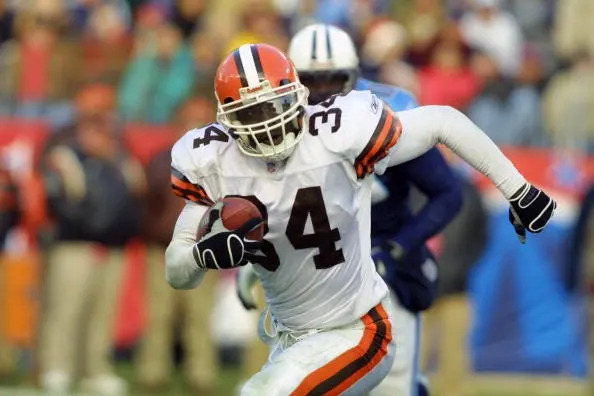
[
  {"xmin": 282, "ymin": 24, "xmax": 460, "ymax": 396},
  {"xmin": 165, "ymin": 43, "xmax": 556, "ymax": 395}
]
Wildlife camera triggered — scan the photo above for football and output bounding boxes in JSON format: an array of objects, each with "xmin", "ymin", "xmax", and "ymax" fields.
[{"xmin": 196, "ymin": 196, "xmax": 265, "ymax": 241}]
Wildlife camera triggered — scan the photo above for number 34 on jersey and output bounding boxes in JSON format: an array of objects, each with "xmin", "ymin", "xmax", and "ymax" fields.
[{"xmin": 170, "ymin": 90, "xmax": 402, "ymax": 274}]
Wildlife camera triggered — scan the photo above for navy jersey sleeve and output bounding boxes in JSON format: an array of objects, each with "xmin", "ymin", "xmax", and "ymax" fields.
[{"xmin": 390, "ymin": 147, "xmax": 463, "ymax": 253}]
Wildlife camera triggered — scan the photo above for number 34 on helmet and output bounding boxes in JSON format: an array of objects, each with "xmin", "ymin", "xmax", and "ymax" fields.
[{"xmin": 214, "ymin": 44, "xmax": 309, "ymax": 162}]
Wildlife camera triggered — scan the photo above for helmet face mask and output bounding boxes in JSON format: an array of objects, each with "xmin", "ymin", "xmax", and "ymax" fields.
[
  {"xmin": 299, "ymin": 69, "xmax": 358, "ymax": 104},
  {"xmin": 215, "ymin": 56, "xmax": 308, "ymax": 161},
  {"xmin": 217, "ymin": 81, "xmax": 307, "ymax": 161}
]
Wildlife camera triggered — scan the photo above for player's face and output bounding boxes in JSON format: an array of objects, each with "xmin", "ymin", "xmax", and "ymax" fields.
[
  {"xmin": 299, "ymin": 71, "xmax": 351, "ymax": 104},
  {"xmin": 227, "ymin": 93, "xmax": 299, "ymax": 147}
]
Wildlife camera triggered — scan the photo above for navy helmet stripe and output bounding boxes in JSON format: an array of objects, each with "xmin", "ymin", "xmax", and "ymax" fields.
[{"xmin": 325, "ymin": 25, "xmax": 332, "ymax": 59}]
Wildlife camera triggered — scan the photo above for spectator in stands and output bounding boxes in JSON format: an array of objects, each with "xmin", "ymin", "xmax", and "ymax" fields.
[
  {"xmin": 553, "ymin": 0, "xmax": 594, "ymax": 61},
  {"xmin": 0, "ymin": 162, "xmax": 19, "ymax": 377},
  {"xmin": 135, "ymin": 97, "xmax": 219, "ymax": 393},
  {"xmin": 468, "ymin": 48, "xmax": 546, "ymax": 146},
  {"xmin": 542, "ymin": 51, "xmax": 594, "ymax": 153},
  {"xmin": 0, "ymin": 0, "xmax": 80, "ymax": 128},
  {"xmin": 0, "ymin": 165, "xmax": 18, "ymax": 246},
  {"xmin": 399, "ymin": 0, "xmax": 446, "ymax": 68},
  {"xmin": 190, "ymin": 32, "xmax": 219, "ymax": 99},
  {"xmin": 459, "ymin": 0, "xmax": 524, "ymax": 77},
  {"xmin": 272, "ymin": 0, "xmax": 317, "ymax": 35},
  {"xmin": 360, "ymin": 20, "xmax": 419, "ymax": 96},
  {"xmin": 67, "ymin": 0, "xmax": 131, "ymax": 36},
  {"xmin": 169, "ymin": 0, "xmax": 207, "ymax": 38},
  {"xmin": 118, "ymin": 15, "xmax": 195, "ymax": 124},
  {"xmin": 507, "ymin": 0, "xmax": 553, "ymax": 42},
  {"xmin": 225, "ymin": 2, "xmax": 288, "ymax": 54},
  {"xmin": 0, "ymin": 0, "xmax": 14, "ymax": 46},
  {"xmin": 38, "ymin": 83, "xmax": 145, "ymax": 395},
  {"xmin": 417, "ymin": 24, "xmax": 480, "ymax": 110},
  {"xmin": 80, "ymin": 1, "xmax": 132, "ymax": 86}
]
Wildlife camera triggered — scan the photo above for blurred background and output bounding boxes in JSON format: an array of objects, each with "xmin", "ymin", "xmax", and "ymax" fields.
[{"xmin": 0, "ymin": 0, "xmax": 592, "ymax": 395}]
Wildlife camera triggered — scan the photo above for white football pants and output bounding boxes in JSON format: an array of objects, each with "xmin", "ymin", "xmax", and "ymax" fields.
[
  {"xmin": 241, "ymin": 299, "xmax": 396, "ymax": 396},
  {"xmin": 370, "ymin": 290, "xmax": 423, "ymax": 396}
]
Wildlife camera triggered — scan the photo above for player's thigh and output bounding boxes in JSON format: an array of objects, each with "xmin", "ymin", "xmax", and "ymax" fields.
[
  {"xmin": 371, "ymin": 291, "xmax": 419, "ymax": 396},
  {"xmin": 242, "ymin": 324, "xmax": 394, "ymax": 395}
]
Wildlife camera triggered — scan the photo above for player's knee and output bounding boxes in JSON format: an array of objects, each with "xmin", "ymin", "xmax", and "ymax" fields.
[{"xmin": 241, "ymin": 363, "xmax": 303, "ymax": 396}]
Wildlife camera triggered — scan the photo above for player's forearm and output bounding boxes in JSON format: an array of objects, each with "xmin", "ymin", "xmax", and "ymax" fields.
[
  {"xmin": 395, "ymin": 187, "xmax": 462, "ymax": 252},
  {"xmin": 164, "ymin": 202, "xmax": 208, "ymax": 289},
  {"xmin": 165, "ymin": 238, "xmax": 206, "ymax": 289},
  {"xmin": 392, "ymin": 106, "xmax": 526, "ymax": 199}
]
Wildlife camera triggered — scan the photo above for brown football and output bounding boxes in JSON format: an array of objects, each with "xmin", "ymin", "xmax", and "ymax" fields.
[{"xmin": 196, "ymin": 196, "xmax": 265, "ymax": 241}]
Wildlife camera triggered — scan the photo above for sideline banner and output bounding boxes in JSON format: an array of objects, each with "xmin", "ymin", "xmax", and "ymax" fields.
[{"xmin": 469, "ymin": 147, "xmax": 591, "ymax": 377}]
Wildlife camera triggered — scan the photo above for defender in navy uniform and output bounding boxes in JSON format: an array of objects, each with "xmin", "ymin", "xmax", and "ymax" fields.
[{"xmin": 287, "ymin": 24, "xmax": 463, "ymax": 396}]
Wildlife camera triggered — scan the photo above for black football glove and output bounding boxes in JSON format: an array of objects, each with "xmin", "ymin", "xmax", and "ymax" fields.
[
  {"xmin": 508, "ymin": 183, "xmax": 556, "ymax": 244},
  {"xmin": 193, "ymin": 202, "xmax": 263, "ymax": 270}
]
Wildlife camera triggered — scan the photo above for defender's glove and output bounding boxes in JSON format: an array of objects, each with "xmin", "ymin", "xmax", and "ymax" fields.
[
  {"xmin": 193, "ymin": 202, "xmax": 263, "ymax": 270},
  {"xmin": 508, "ymin": 183, "xmax": 556, "ymax": 244},
  {"xmin": 371, "ymin": 238, "xmax": 405, "ymax": 277},
  {"xmin": 236, "ymin": 264, "xmax": 259, "ymax": 310}
]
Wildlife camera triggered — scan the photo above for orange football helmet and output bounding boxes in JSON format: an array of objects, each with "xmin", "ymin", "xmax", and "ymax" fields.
[{"xmin": 215, "ymin": 44, "xmax": 308, "ymax": 161}]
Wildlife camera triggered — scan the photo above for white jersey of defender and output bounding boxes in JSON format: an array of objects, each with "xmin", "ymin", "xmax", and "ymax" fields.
[{"xmin": 171, "ymin": 90, "xmax": 397, "ymax": 331}]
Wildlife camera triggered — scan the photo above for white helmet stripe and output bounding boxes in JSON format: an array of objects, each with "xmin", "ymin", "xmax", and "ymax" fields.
[
  {"xmin": 316, "ymin": 25, "xmax": 328, "ymax": 61},
  {"xmin": 239, "ymin": 44, "xmax": 261, "ymax": 86}
]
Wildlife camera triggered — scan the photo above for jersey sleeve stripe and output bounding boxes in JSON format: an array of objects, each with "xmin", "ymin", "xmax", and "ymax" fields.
[
  {"xmin": 290, "ymin": 303, "xmax": 392, "ymax": 396},
  {"xmin": 170, "ymin": 168, "xmax": 214, "ymax": 206},
  {"xmin": 354, "ymin": 105, "xmax": 401, "ymax": 179},
  {"xmin": 365, "ymin": 115, "xmax": 402, "ymax": 169}
]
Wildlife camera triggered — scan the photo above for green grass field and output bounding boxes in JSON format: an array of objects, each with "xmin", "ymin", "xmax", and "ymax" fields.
[{"xmin": 0, "ymin": 362, "xmax": 589, "ymax": 396}]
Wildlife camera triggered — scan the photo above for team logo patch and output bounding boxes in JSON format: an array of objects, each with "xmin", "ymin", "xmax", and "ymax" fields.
[{"xmin": 266, "ymin": 162, "xmax": 277, "ymax": 173}]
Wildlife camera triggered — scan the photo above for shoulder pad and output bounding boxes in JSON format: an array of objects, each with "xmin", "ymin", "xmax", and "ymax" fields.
[
  {"xmin": 306, "ymin": 90, "xmax": 401, "ymax": 178},
  {"xmin": 170, "ymin": 123, "xmax": 234, "ymax": 205}
]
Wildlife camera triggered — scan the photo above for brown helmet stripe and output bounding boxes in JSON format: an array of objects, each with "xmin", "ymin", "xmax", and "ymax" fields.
[{"xmin": 233, "ymin": 49, "xmax": 248, "ymax": 87}]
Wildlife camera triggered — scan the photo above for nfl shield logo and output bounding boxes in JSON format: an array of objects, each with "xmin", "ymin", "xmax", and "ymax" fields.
[{"xmin": 266, "ymin": 162, "xmax": 277, "ymax": 173}]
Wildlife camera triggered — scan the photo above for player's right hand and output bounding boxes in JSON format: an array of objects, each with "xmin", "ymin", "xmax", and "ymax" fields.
[
  {"xmin": 193, "ymin": 204, "xmax": 263, "ymax": 270},
  {"xmin": 508, "ymin": 183, "xmax": 556, "ymax": 243},
  {"xmin": 236, "ymin": 264, "xmax": 259, "ymax": 310}
]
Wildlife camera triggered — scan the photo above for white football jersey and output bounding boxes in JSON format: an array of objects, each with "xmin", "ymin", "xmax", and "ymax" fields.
[{"xmin": 171, "ymin": 90, "xmax": 402, "ymax": 330}]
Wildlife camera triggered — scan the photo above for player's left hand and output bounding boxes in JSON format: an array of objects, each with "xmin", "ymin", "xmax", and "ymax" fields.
[{"xmin": 508, "ymin": 183, "xmax": 556, "ymax": 243}]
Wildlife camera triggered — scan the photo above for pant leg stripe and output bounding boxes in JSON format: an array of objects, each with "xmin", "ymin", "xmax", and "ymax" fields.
[{"xmin": 290, "ymin": 304, "xmax": 392, "ymax": 396}]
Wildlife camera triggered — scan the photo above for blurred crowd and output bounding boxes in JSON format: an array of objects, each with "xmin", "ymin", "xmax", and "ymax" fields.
[
  {"xmin": 0, "ymin": 0, "xmax": 589, "ymax": 148},
  {"xmin": 0, "ymin": 0, "xmax": 592, "ymax": 395}
]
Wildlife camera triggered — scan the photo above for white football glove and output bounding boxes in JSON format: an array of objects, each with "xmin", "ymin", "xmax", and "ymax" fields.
[{"xmin": 236, "ymin": 264, "xmax": 259, "ymax": 310}]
